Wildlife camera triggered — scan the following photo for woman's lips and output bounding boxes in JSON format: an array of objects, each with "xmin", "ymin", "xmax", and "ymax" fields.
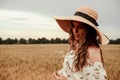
[{"xmin": 74, "ymin": 34, "xmax": 80, "ymax": 37}]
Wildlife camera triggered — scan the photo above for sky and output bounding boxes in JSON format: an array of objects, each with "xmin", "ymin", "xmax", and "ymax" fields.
[{"xmin": 0, "ymin": 0, "xmax": 120, "ymax": 40}]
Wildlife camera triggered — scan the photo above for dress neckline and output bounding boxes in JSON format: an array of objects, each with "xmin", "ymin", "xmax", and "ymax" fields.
[{"xmin": 68, "ymin": 50, "xmax": 103, "ymax": 65}]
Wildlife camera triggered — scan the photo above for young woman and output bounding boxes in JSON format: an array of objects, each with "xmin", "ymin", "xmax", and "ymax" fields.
[{"xmin": 53, "ymin": 6, "xmax": 109, "ymax": 80}]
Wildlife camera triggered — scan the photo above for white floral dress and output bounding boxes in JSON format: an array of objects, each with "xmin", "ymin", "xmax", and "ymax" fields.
[{"xmin": 58, "ymin": 50, "xmax": 107, "ymax": 80}]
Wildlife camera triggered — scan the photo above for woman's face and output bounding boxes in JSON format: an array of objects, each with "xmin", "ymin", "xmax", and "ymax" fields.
[{"xmin": 71, "ymin": 21, "xmax": 87, "ymax": 42}]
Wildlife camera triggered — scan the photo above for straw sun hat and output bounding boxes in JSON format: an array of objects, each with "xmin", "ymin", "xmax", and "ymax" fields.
[{"xmin": 54, "ymin": 6, "xmax": 109, "ymax": 45}]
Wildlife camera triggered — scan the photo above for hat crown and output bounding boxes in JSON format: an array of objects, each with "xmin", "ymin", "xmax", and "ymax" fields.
[{"xmin": 76, "ymin": 6, "xmax": 98, "ymax": 20}]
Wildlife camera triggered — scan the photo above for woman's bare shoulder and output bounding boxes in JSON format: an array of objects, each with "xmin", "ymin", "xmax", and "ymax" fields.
[{"xmin": 87, "ymin": 46, "xmax": 102, "ymax": 62}]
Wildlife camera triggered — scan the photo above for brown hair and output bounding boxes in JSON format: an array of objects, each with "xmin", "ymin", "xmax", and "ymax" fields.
[{"xmin": 68, "ymin": 21, "xmax": 104, "ymax": 71}]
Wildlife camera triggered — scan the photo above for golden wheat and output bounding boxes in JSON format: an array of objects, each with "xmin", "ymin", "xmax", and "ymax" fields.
[{"xmin": 0, "ymin": 44, "xmax": 120, "ymax": 80}]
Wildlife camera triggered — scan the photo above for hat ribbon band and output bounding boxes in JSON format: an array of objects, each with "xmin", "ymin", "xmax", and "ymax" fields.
[{"xmin": 74, "ymin": 12, "xmax": 99, "ymax": 26}]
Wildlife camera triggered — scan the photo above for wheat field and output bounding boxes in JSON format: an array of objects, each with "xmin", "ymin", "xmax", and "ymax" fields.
[{"xmin": 0, "ymin": 44, "xmax": 120, "ymax": 80}]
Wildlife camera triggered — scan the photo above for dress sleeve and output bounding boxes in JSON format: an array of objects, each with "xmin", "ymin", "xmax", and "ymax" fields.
[
  {"xmin": 72, "ymin": 62, "xmax": 107, "ymax": 80},
  {"xmin": 90, "ymin": 62, "xmax": 107, "ymax": 80},
  {"xmin": 85, "ymin": 62, "xmax": 107, "ymax": 80}
]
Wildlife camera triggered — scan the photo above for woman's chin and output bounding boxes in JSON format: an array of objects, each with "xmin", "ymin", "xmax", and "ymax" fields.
[{"xmin": 75, "ymin": 38, "xmax": 79, "ymax": 43}]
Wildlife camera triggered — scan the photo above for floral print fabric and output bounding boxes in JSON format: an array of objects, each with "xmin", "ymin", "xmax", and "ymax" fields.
[{"xmin": 58, "ymin": 50, "xmax": 107, "ymax": 80}]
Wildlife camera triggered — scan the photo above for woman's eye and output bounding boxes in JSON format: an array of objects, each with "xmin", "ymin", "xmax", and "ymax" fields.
[
  {"xmin": 79, "ymin": 26, "xmax": 84, "ymax": 29},
  {"xmin": 71, "ymin": 23, "xmax": 75, "ymax": 28},
  {"xmin": 78, "ymin": 25, "xmax": 84, "ymax": 29}
]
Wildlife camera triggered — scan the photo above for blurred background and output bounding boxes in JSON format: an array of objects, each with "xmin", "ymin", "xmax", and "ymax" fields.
[
  {"xmin": 0, "ymin": 1, "xmax": 120, "ymax": 80},
  {"xmin": 0, "ymin": 0, "xmax": 120, "ymax": 41}
]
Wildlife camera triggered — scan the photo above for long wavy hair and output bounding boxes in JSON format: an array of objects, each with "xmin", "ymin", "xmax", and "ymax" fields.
[{"xmin": 68, "ymin": 21, "xmax": 104, "ymax": 71}]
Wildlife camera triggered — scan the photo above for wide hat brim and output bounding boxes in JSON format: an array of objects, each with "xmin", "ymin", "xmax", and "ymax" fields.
[{"xmin": 54, "ymin": 15, "xmax": 109, "ymax": 45}]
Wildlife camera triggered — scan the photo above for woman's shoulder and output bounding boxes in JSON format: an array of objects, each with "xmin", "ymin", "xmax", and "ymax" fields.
[
  {"xmin": 87, "ymin": 46, "xmax": 100, "ymax": 54},
  {"xmin": 87, "ymin": 46, "xmax": 102, "ymax": 63}
]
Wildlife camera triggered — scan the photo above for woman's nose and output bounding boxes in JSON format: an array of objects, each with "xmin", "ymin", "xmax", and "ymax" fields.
[{"xmin": 74, "ymin": 27, "xmax": 78, "ymax": 33}]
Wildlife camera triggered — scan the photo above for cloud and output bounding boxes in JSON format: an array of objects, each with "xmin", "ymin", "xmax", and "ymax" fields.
[
  {"xmin": 0, "ymin": 9, "xmax": 68, "ymax": 39},
  {"xmin": 0, "ymin": 0, "xmax": 119, "ymax": 39}
]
